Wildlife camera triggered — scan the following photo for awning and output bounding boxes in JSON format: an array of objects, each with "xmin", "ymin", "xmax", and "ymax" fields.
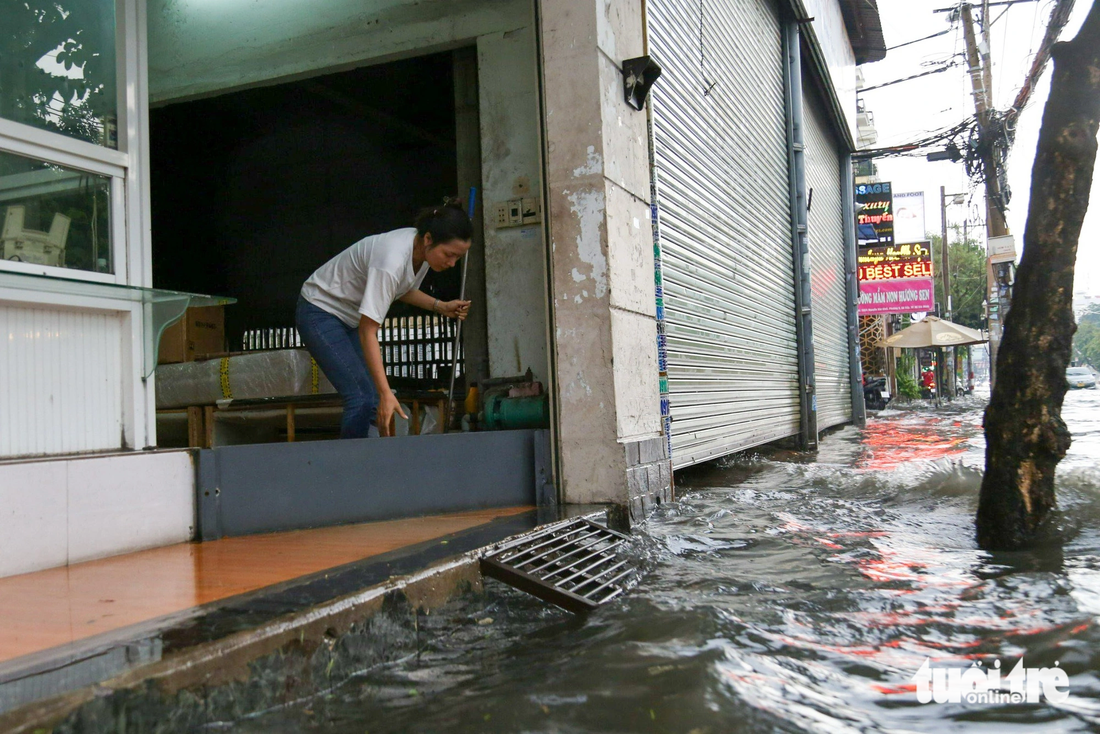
[{"xmin": 883, "ymin": 315, "xmax": 987, "ymax": 348}]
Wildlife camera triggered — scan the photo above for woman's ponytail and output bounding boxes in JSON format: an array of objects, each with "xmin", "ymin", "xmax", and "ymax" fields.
[{"xmin": 415, "ymin": 198, "xmax": 473, "ymax": 244}]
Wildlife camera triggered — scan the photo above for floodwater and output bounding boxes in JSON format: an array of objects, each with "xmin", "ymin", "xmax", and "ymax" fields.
[{"xmin": 236, "ymin": 390, "xmax": 1100, "ymax": 733}]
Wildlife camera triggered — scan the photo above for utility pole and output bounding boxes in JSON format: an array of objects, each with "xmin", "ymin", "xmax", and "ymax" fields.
[
  {"xmin": 940, "ymin": 186, "xmax": 954, "ymax": 397},
  {"xmin": 941, "ymin": 187, "xmax": 950, "ymax": 316},
  {"xmin": 960, "ymin": 2, "xmax": 1011, "ymax": 387},
  {"xmin": 964, "ymin": 218, "xmax": 972, "ymax": 388},
  {"xmin": 961, "ymin": 4, "xmax": 1010, "ymax": 238},
  {"xmin": 981, "ymin": 0, "xmax": 995, "ymax": 117}
]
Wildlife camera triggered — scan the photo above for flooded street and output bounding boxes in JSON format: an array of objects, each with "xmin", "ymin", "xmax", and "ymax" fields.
[{"xmin": 238, "ymin": 392, "xmax": 1100, "ymax": 733}]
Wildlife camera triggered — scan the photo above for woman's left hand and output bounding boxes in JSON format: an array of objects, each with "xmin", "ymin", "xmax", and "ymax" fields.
[{"xmin": 439, "ymin": 300, "xmax": 471, "ymax": 320}]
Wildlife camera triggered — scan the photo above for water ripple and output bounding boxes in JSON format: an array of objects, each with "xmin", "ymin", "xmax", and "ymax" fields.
[{"xmin": 237, "ymin": 391, "xmax": 1100, "ymax": 733}]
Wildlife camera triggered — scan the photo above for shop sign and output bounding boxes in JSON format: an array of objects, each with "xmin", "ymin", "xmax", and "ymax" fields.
[
  {"xmin": 987, "ymin": 234, "xmax": 1016, "ymax": 264},
  {"xmin": 857, "ymin": 278, "xmax": 935, "ymax": 315},
  {"xmin": 858, "ymin": 241, "xmax": 933, "ymax": 282},
  {"xmin": 856, "ymin": 181, "xmax": 893, "ymax": 247},
  {"xmin": 857, "ymin": 240, "xmax": 934, "ymax": 315},
  {"xmin": 893, "ymin": 191, "xmax": 926, "ymax": 243}
]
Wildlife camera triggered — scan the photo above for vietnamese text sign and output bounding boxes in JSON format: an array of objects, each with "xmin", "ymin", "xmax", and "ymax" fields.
[
  {"xmin": 856, "ymin": 181, "xmax": 893, "ymax": 247},
  {"xmin": 857, "ymin": 278, "xmax": 935, "ymax": 315},
  {"xmin": 858, "ymin": 241, "xmax": 934, "ymax": 282},
  {"xmin": 857, "ymin": 240, "xmax": 934, "ymax": 315}
]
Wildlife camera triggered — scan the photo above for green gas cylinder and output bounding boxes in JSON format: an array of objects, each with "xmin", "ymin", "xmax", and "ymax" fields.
[{"xmin": 483, "ymin": 394, "xmax": 550, "ymax": 430}]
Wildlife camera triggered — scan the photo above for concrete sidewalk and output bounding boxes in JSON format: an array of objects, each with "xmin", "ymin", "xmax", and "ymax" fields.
[{"xmin": 0, "ymin": 506, "xmax": 540, "ymax": 730}]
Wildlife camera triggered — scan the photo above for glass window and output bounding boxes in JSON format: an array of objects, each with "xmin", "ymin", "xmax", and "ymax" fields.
[
  {"xmin": 1, "ymin": 1, "xmax": 118, "ymax": 149},
  {"xmin": 1, "ymin": 150, "xmax": 112, "ymax": 273}
]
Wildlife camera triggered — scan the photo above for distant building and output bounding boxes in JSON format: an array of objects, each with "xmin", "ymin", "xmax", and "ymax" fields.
[
  {"xmin": 854, "ymin": 69, "xmax": 881, "ymax": 185},
  {"xmin": 1074, "ymin": 290, "xmax": 1100, "ymax": 316}
]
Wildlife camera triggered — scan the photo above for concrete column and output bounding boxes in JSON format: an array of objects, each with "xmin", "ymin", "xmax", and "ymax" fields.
[{"xmin": 540, "ymin": 0, "xmax": 669, "ymax": 518}]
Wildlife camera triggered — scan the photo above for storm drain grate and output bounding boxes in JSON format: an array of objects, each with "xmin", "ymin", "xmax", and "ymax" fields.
[{"xmin": 480, "ymin": 518, "xmax": 637, "ymax": 613}]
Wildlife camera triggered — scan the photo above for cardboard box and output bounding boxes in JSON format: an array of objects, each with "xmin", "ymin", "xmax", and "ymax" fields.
[{"xmin": 158, "ymin": 306, "xmax": 226, "ymax": 364}]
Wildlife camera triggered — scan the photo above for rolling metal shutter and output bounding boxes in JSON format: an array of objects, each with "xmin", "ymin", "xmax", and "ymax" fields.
[
  {"xmin": 648, "ymin": 0, "xmax": 800, "ymax": 468},
  {"xmin": 803, "ymin": 87, "xmax": 852, "ymax": 430}
]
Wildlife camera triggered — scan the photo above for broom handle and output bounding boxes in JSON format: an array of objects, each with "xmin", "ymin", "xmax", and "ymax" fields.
[{"xmin": 446, "ymin": 188, "xmax": 476, "ymax": 426}]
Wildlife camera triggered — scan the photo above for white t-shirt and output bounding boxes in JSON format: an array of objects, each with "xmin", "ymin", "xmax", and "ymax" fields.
[{"xmin": 300, "ymin": 228, "xmax": 429, "ymax": 327}]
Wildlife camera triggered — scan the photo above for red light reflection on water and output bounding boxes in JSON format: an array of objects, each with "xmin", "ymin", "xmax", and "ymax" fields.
[
  {"xmin": 857, "ymin": 415, "xmax": 971, "ymax": 471},
  {"xmin": 871, "ymin": 682, "xmax": 918, "ymax": 695},
  {"xmin": 727, "ymin": 407, "xmax": 1099, "ymax": 712},
  {"xmin": 766, "ymin": 511, "xmax": 1096, "ymax": 698}
]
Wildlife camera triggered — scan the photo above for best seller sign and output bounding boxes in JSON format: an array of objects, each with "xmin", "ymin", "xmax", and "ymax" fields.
[{"xmin": 857, "ymin": 240, "xmax": 936, "ymax": 315}]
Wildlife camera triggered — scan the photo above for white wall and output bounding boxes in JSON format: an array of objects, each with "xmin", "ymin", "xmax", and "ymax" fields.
[
  {"xmin": 0, "ymin": 300, "xmax": 139, "ymax": 458},
  {"xmin": 0, "ymin": 451, "xmax": 194, "ymax": 578},
  {"xmin": 801, "ymin": 0, "xmax": 858, "ymax": 144}
]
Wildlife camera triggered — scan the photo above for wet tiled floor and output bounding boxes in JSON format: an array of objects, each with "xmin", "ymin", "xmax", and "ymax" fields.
[{"xmin": 0, "ymin": 507, "xmax": 532, "ymax": 666}]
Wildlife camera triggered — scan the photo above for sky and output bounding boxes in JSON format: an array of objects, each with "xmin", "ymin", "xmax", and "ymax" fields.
[{"xmin": 859, "ymin": 0, "xmax": 1099, "ymax": 301}]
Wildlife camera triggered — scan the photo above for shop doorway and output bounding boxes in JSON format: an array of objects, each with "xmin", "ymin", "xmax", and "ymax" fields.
[
  {"xmin": 149, "ymin": 50, "xmax": 490, "ymax": 447},
  {"xmin": 151, "ymin": 51, "xmax": 464, "ymax": 344}
]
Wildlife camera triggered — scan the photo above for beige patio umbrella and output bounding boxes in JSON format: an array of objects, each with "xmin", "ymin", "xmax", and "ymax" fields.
[
  {"xmin": 884, "ymin": 316, "xmax": 987, "ymax": 348},
  {"xmin": 885, "ymin": 316, "xmax": 987, "ymax": 403}
]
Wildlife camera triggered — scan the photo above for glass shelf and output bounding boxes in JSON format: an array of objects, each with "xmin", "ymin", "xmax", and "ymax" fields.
[{"xmin": 0, "ymin": 269, "xmax": 235, "ymax": 379}]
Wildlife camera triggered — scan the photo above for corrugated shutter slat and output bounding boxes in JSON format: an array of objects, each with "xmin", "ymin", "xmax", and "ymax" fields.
[
  {"xmin": 804, "ymin": 87, "xmax": 852, "ymax": 430},
  {"xmin": 649, "ymin": 0, "xmax": 800, "ymax": 468}
]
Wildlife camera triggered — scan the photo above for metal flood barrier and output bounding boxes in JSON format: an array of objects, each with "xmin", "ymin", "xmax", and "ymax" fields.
[
  {"xmin": 196, "ymin": 430, "xmax": 547, "ymax": 539},
  {"xmin": 480, "ymin": 518, "xmax": 639, "ymax": 614}
]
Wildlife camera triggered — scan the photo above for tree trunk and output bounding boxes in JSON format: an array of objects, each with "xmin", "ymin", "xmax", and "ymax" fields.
[{"xmin": 978, "ymin": 1, "xmax": 1100, "ymax": 550}]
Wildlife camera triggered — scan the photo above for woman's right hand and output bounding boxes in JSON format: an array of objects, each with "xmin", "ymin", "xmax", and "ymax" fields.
[
  {"xmin": 438, "ymin": 300, "xmax": 471, "ymax": 320},
  {"xmin": 376, "ymin": 391, "xmax": 409, "ymax": 437}
]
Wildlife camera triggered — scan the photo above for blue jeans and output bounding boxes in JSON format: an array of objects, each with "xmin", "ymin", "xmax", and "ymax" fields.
[{"xmin": 296, "ymin": 297, "xmax": 378, "ymax": 438}]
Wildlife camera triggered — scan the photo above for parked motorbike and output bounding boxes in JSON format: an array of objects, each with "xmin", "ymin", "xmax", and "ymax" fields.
[{"xmin": 863, "ymin": 375, "xmax": 891, "ymax": 411}]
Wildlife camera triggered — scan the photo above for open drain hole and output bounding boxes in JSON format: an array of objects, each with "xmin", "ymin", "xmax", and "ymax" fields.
[{"xmin": 480, "ymin": 517, "xmax": 639, "ymax": 614}]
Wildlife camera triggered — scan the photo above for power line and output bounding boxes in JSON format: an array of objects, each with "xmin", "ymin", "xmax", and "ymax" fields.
[
  {"xmin": 886, "ymin": 28, "xmax": 953, "ymax": 51},
  {"xmin": 988, "ymin": 3, "xmax": 1015, "ymax": 26},
  {"xmin": 995, "ymin": 4, "xmax": 1010, "ymax": 101},
  {"xmin": 1006, "ymin": 0, "xmax": 1076, "ymax": 127},
  {"xmin": 853, "ymin": 119, "xmax": 973, "ymax": 159},
  {"xmin": 932, "ymin": 0, "xmax": 1039, "ymax": 13},
  {"xmin": 858, "ymin": 61, "xmax": 961, "ymax": 93}
]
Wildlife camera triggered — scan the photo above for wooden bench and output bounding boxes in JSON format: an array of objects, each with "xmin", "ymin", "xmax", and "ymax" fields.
[{"xmin": 159, "ymin": 391, "xmax": 450, "ymax": 448}]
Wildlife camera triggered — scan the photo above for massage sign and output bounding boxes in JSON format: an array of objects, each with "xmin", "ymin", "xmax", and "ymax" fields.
[
  {"xmin": 857, "ymin": 241, "xmax": 936, "ymax": 316},
  {"xmin": 856, "ymin": 182, "xmax": 894, "ymax": 247}
]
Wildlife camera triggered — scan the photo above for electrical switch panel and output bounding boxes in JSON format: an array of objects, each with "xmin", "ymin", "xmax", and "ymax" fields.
[{"xmin": 492, "ymin": 197, "xmax": 542, "ymax": 229}]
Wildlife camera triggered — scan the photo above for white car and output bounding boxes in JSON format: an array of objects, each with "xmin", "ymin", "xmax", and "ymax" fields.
[{"xmin": 1066, "ymin": 366, "xmax": 1097, "ymax": 389}]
